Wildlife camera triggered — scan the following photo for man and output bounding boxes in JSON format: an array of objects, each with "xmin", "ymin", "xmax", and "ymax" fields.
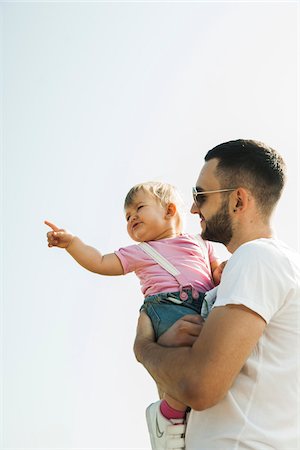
[{"xmin": 134, "ymin": 139, "xmax": 300, "ymax": 450}]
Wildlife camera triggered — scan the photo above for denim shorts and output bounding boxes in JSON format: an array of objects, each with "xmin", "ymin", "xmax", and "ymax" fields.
[{"xmin": 141, "ymin": 290, "xmax": 206, "ymax": 339}]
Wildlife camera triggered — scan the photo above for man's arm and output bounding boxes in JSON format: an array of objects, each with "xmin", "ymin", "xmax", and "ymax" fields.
[{"xmin": 134, "ymin": 305, "xmax": 266, "ymax": 410}]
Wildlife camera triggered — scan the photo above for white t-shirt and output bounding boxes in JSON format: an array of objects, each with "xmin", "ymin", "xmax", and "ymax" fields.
[{"xmin": 186, "ymin": 239, "xmax": 300, "ymax": 450}]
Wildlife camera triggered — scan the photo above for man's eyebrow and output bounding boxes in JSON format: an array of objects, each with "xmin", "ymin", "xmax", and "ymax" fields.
[{"xmin": 195, "ymin": 186, "xmax": 205, "ymax": 192}]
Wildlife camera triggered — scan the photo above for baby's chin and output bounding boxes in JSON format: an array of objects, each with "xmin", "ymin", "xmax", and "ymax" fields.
[
  {"xmin": 132, "ymin": 233, "xmax": 157, "ymax": 243},
  {"xmin": 130, "ymin": 233, "xmax": 146, "ymax": 243}
]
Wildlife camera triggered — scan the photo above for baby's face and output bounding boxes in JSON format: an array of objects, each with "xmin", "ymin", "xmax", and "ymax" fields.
[{"xmin": 125, "ymin": 191, "xmax": 171, "ymax": 242}]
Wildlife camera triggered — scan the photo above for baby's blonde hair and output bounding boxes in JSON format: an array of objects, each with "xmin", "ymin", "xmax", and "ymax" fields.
[{"xmin": 124, "ymin": 181, "xmax": 185, "ymax": 231}]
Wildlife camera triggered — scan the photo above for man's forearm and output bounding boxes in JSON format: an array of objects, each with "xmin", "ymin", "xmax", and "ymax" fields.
[{"xmin": 134, "ymin": 306, "xmax": 266, "ymax": 411}]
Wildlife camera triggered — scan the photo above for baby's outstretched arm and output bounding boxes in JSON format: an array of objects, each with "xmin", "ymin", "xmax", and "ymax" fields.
[
  {"xmin": 45, "ymin": 220, "xmax": 74, "ymax": 248},
  {"xmin": 45, "ymin": 220, "xmax": 123, "ymax": 276}
]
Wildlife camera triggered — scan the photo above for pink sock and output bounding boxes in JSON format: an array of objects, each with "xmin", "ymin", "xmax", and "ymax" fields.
[{"xmin": 160, "ymin": 399, "xmax": 186, "ymax": 420}]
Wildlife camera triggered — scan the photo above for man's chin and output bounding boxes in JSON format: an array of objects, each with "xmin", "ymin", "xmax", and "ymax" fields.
[
  {"xmin": 201, "ymin": 229, "xmax": 211, "ymax": 241},
  {"xmin": 201, "ymin": 230, "xmax": 221, "ymax": 244}
]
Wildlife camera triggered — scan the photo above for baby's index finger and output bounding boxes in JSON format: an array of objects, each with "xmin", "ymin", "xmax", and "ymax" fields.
[{"xmin": 44, "ymin": 220, "xmax": 60, "ymax": 232}]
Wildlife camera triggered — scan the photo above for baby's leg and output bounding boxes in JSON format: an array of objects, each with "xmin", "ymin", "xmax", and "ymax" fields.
[
  {"xmin": 162, "ymin": 393, "xmax": 187, "ymax": 416},
  {"xmin": 143, "ymin": 295, "xmax": 198, "ymax": 449},
  {"xmin": 146, "ymin": 391, "xmax": 186, "ymax": 450}
]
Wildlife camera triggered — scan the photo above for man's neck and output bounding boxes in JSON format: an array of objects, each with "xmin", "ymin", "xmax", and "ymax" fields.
[{"xmin": 227, "ymin": 224, "xmax": 274, "ymax": 254}]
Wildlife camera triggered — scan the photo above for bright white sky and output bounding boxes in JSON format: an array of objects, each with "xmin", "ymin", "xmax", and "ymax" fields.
[{"xmin": 1, "ymin": 2, "xmax": 299, "ymax": 449}]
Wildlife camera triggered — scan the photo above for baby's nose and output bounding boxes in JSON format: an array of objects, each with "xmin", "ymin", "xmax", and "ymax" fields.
[{"xmin": 129, "ymin": 215, "xmax": 137, "ymax": 225}]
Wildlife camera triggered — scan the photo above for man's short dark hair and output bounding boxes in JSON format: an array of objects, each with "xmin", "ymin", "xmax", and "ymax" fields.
[{"xmin": 205, "ymin": 139, "xmax": 286, "ymax": 216}]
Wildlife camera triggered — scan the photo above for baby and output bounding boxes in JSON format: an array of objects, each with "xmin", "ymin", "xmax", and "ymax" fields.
[{"xmin": 46, "ymin": 181, "xmax": 224, "ymax": 450}]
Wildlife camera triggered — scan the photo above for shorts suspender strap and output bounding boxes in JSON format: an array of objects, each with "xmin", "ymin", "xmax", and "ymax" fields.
[{"xmin": 139, "ymin": 242, "xmax": 181, "ymax": 277}]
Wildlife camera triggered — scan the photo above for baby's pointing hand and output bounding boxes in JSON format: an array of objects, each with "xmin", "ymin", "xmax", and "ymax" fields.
[{"xmin": 44, "ymin": 220, "xmax": 74, "ymax": 249}]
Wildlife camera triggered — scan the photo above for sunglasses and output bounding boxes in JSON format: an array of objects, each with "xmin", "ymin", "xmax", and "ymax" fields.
[{"xmin": 192, "ymin": 187, "xmax": 236, "ymax": 207}]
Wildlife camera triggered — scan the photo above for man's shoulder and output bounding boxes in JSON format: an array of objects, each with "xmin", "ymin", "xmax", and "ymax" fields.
[
  {"xmin": 233, "ymin": 238, "xmax": 300, "ymax": 274},
  {"xmin": 235, "ymin": 238, "xmax": 296, "ymax": 257}
]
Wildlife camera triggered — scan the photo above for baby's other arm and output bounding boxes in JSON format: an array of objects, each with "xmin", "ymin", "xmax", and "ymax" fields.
[
  {"xmin": 211, "ymin": 260, "xmax": 227, "ymax": 285},
  {"xmin": 45, "ymin": 220, "xmax": 124, "ymax": 276}
]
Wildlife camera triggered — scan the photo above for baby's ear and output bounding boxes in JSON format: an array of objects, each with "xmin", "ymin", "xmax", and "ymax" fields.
[{"xmin": 165, "ymin": 203, "xmax": 177, "ymax": 218}]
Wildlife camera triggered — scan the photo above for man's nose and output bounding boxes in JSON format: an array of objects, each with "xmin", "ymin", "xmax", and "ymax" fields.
[{"xmin": 190, "ymin": 201, "xmax": 200, "ymax": 214}]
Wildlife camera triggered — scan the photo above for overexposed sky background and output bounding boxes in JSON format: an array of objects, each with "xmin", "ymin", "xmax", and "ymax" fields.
[{"xmin": 1, "ymin": 1, "xmax": 299, "ymax": 449}]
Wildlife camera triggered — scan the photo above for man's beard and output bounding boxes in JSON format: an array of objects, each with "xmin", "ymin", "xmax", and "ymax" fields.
[{"xmin": 201, "ymin": 199, "xmax": 233, "ymax": 246}]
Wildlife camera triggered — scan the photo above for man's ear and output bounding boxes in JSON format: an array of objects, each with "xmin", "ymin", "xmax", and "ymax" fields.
[
  {"xmin": 232, "ymin": 188, "xmax": 250, "ymax": 212},
  {"xmin": 165, "ymin": 203, "xmax": 177, "ymax": 218}
]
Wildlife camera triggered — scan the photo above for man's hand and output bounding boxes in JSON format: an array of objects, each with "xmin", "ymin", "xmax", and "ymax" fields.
[
  {"xmin": 133, "ymin": 312, "xmax": 205, "ymax": 404},
  {"xmin": 158, "ymin": 314, "xmax": 205, "ymax": 347},
  {"xmin": 134, "ymin": 312, "xmax": 205, "ymax": 364},
  {"xmin": 45, "ymin": 220, "xmax": 74, "ymax": 249}
]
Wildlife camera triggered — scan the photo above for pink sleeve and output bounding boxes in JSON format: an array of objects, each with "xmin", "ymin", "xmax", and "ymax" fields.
[
  {"xmin": 205, "ymin": 240, "xmax": 219, "ymax": 263},
  {"xmin": 114, "ymin": 244, "xmax": 142, "ymax": 275}
]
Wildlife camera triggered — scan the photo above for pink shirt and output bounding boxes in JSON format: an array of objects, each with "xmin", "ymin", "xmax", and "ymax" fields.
[{"xmin": 115, "ymin": 234, "xmax": 217, "ymax": 297}]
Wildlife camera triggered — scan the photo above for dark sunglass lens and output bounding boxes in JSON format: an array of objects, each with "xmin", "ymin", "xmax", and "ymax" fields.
[{"xmin": 196, "ymin": 194, "xmax": 206, "ymax": 207}]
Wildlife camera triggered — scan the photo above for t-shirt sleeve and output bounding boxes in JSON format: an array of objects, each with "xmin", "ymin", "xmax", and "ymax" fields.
[
  {"xmin": 214, "ymin": 243, "xmax": 287, "ymax": 323},
  {"xmin": 114, "ymin": 245, "xmax": 141, "ymax": 275}
]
